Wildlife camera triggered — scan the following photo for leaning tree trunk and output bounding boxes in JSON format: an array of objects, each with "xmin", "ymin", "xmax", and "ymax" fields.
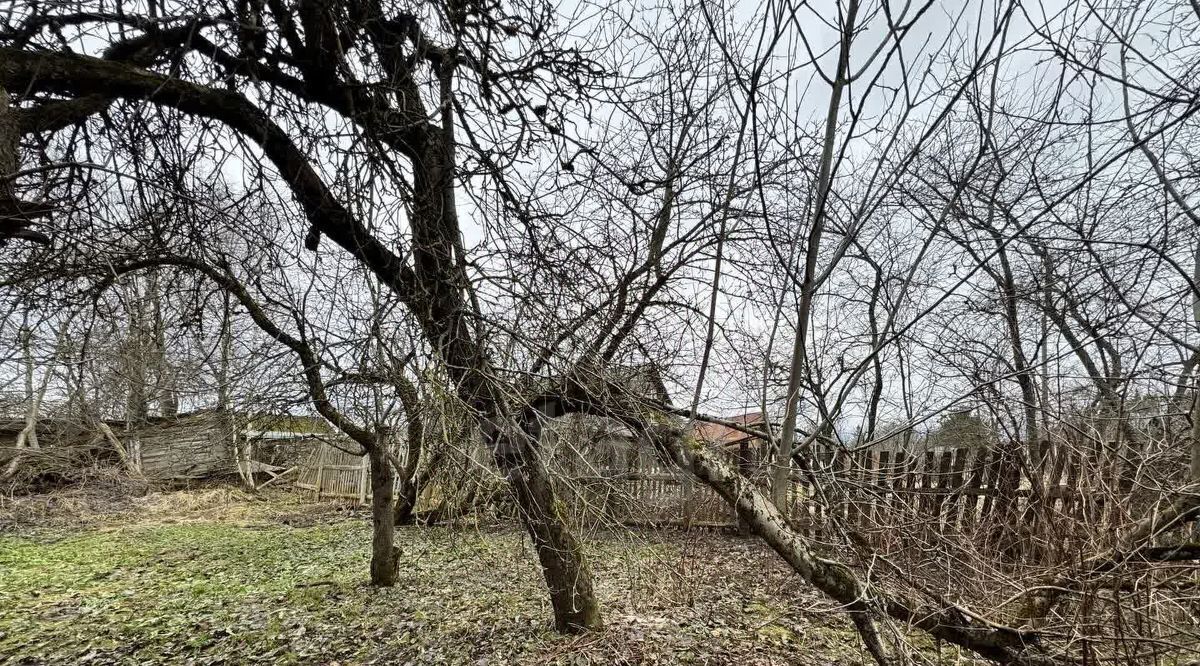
[
  {"xmin": 367, "ymin": 441, "xmax": 398, "ymax": 587},
  {"xmin": 647, "ymin": 425, "xmax": 1056, "ymax": 666},
  {"xmin": 497, "ymin": 429, "xmax": 600, "ymax": 633},
  {"xmin": 407, "ymin": 152, "xmax": 600, "ymax": 629}
]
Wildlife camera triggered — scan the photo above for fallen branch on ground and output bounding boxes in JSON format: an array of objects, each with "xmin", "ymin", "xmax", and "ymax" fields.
[{"xmin": 648, "ymin": 424, "xmax": 1066, "ymax": 666}]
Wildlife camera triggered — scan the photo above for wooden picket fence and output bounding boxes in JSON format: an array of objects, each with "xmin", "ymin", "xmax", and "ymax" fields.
[
  {"xmin": 579, "ymin": 440, "xmax": 1145, "ymax": 539},
  {"xmin": 294, "ymin": 438, "xmax": 1148, "ymax": 545},
  {"xmin": 294, "ymin": 442, "xmax": 372, "ymax": 502},
  {"xmin": 567, "ymin": 461, "xmax": 738, "ymax": 528},
  {"xmin": 787, "ymin": 443, "xmax": 1053, "ymax": 538}
]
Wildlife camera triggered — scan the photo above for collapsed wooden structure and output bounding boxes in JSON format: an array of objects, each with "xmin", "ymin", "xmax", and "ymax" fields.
[
  {"xmin": 1, "ymin": 410, "xmax": 332, "ymax": 481},
  {"xmin": 127, "ymin": 410, "xmax": 332, "ymax": 480}
]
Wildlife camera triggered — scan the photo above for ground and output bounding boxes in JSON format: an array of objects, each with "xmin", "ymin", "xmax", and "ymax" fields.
[{"xmin": 0, "ymin": 487, "xmax": 964, "ymax": 665}]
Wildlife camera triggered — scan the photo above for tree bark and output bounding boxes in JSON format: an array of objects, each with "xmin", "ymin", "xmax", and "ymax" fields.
[
  {"xmin": 367, "ymin": 440, "xmax": 398, "ymax": 587},
  {"xmin": 0, "ymin": 83, "xmax": 51, "ymax": 244},
  {"xmin": 489, "ymin": 412, "xmax": 600, "ymax": 633},
  {"xmin": 512, "ymin": 463, "xmax": 599, "ymax": 632},
  {"xmin": 406, "ymin": 131, "xmax": 600, "ymax": 629},
  {"xmin": 393, "ymin": 450, "xmax": 444, "ymax": 526},
  {"xmin": 993, "ymin": 238, "xmax": 1041, "ymax": 454},
  {"xmin": 520, "ymin": 485, "xmax": 598, "ymax": 629}
]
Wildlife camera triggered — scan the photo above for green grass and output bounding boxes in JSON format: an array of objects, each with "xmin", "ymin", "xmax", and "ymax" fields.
[
  {"xmin": 1, "ymin": 522, "xmax": 386, "ymax": 663},
  {"xmin": 1, "ymin": 519, "xmax": 599, "ymax": 664},
  {"xmin": 0, "ymin": 494, "xmax": 874, "ymax": 665}
]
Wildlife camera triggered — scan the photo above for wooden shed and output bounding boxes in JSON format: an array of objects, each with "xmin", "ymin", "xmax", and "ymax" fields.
[{"xmin": 128, "ymin": 410, "xmax": 331, "ymax": 480}]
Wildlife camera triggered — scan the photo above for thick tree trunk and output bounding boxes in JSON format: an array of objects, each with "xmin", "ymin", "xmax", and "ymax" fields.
[
  {"xmin": 393, "ymin": 477, "xmax": 418, "ymax": 526},
  {"xmin": 393, "ymin": 451, "xmax": 445, "ymax": 527},
  {"xmin": 367, "ymin": 443, "xmax": 398, "ymax": 587},
  {"xmin": 482, "ymin": 405, "xmax": 600, "ymax": 633},
  {"xmin": 501, "ymin": 441, "xmax": 600, "ymax": 633}
]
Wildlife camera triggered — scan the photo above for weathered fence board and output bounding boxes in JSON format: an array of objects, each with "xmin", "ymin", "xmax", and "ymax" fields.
[{"xmin": 293, "ymin": 438, "xmax": 1120, "ymax": 548}]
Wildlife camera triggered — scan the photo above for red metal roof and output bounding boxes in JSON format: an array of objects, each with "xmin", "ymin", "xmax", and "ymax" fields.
[{"xmin": 693, "ymin": 412, "xmax": 765, "ymax": 447}]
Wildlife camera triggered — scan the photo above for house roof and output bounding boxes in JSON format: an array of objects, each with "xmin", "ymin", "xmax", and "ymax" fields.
[
  {"xmin": 693, "ymin": 412, "xmax": 766, "ymax": 448},
  {"xmin": 242, "ymin": 412, "xmax": 332, "ymax": 435},
  {"xmin": 127, "ymin": 409, "xmax": 331, "ymax": 434}
]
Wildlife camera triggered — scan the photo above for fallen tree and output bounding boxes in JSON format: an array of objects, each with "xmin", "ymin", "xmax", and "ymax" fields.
[{"xmin": 645, "ymin": 422, "xmax": 1063, "ymax": 666}]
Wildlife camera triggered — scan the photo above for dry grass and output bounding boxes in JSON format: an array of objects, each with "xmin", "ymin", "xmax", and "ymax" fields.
[{"xmin": 0, "ymin": 475, "xmax": 358, "ymax": 535}]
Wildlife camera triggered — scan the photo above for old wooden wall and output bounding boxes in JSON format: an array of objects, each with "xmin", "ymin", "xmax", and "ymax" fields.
[{"xmin": 134, "ymin": 412, "xmax": 236, "ymax": 479}]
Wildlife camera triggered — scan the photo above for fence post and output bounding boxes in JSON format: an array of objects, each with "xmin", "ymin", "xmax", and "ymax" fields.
[
  {"xmin": 315, "ymin": 445, "xmax": 326, "ymax": 500},
  {"xmin": 358, "ymin": 454, "xmax": 369, "ymax": 505}
]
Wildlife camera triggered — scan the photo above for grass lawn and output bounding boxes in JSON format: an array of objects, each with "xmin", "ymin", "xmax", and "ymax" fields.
[{"xmin": 0, "ymin": 488, "xmax": 939, "ymax": 665}]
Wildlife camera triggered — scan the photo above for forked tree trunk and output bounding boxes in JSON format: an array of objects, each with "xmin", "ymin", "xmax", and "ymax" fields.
[{"xmin": 367, "ymin": 442, "xmax": 398, "ymax": 587}]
